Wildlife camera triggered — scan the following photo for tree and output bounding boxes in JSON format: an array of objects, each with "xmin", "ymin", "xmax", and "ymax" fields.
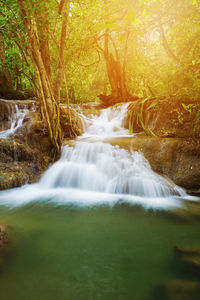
[{"xmin": 0, "ymin": 32, "xmax": 13, "ymax": 88}]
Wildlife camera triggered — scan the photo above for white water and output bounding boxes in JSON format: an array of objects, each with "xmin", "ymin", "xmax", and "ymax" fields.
[
  {"xmin": 0, "ymin": 104, "xmax": 29, "ymax": 138},
  {"xmin": 81, "ymin": 104, "xmax": 130, "ymax": 138},
  {"xmin": 0, "ymin": 104, "xmax": 196, "ymax": 210}
]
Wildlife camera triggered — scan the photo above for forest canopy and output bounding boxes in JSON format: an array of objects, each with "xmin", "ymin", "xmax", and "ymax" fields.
[
  {"xmin": 1, "ymin": 0, "xmax": 200, "ymax": 101},
  {"xmin": 0, "ymin": 0, "xmax": 200, "ymax": 150}
]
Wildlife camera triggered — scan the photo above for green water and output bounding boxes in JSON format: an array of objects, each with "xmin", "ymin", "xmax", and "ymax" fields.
[{"xmin": 0, "ymin": 204, "xmax": 199, "ymax": 300}]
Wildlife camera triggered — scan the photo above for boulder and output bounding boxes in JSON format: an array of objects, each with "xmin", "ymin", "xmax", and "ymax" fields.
[{"xmin": 174, "ymin": 246, "xmax": 200, "ymax": 273}]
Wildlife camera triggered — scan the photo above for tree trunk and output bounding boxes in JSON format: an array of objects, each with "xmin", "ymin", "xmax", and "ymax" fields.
[
  {"xmin": 157, "ymin": 18, "xmax": 181, "ymax": 67},
  {"xmin": 104, "ymin": 30, "xmax": 128, "ymax": 99},
  {"xmin": 18, "ymin": 0, "xmax": 62, "ymax": 155},
  {"xmin": 36, "ymin": 0, "xmax": 52, "ymax": 83},
  {"xmin": 54, "ymin": 0, "xmax": 69, "ymax": 101},
  {"xmin": 0, "ymin": 32, "xmax": 13, "ymax": 89}
]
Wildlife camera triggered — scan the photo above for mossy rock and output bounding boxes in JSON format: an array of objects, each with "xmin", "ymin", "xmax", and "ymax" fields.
[
  {"xmin": 0, "ymin": 224, "xmax": 13, "ymax": 271},
  {"xmin": 174, "ymin": 246, "xmax": 200, "ymax": 273},
  {"xmin": 154, "ymin": 280, "xmax": 200, "ymax": 300}
]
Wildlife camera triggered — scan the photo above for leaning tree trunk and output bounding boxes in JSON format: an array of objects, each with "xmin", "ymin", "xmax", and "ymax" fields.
[
  {"xmin": 104, "ymin": 29, "xmax": 128, "ymax": 99},
  {"xmin": 0, "ymin": 32, "xmax": 13, "ymax": 89},
  {"xmin": 18, "ymin": 0, "xmax": 62, "ymax": 155},
  {"xmin": 54, "ymin": 0, "xmax": 69, "ymax": 102},
  {"xmin": 36, "ymin": 0, "xmax": 52, "ymax": 85}
]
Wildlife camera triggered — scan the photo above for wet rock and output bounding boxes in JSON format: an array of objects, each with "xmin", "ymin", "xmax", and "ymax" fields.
[
  {"xmin": 0, "ymin": 99, "xmax": 85, "ymax": 191},
  {"xmin": 0, "ymin": 162, "xmax": 39, "ymax": 190},
  {"xmin": 0, "ymin": 138, "xmax": 36, "ymax": 163},
  {"xmin": 174, "ymin": 246, "xmax": 200, "ymax": 273},
  {"xmin": 98, "ymin": 94, "xmax": 139, "ymax": 108},
  {"xmin": 0, "ymin": 224, "xmax": 13, "ymax": 270},
  {"xmin": 0, "ymin": 111, "xmax": 52, "ymax": 190},
  {"xmin": 0, "ymin": 99, "xmax": 37, "ymax": 130},
  {"xmin": 172, "ymin": 200, "xmax": 200, "ymax": 221},
  {"xmin": 60, "ymin": 106, "xmax": 84, "ymax": 138},
  {"xmin": 0, "ymin": 136, "xmax": 40, "ymax": 190},
  {"xmin": 154, "ymin": 280, "xmax": 200, "ymax": 300},
  {"xmin": 79, "ymin": 102, "xmax": 100, "ymax": 109},
  {"xmin": 105, "ymin": 137, "xmax": 200, "ymax": 189},
  {"xmin": 153, "ymin": 244, "xmax": 200, "ymax": 299}
]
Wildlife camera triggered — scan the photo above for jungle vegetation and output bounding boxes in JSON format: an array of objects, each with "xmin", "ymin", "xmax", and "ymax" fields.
[{"xmin": 0, "ymin": 0, "xmax": 200, "ymax": 150}]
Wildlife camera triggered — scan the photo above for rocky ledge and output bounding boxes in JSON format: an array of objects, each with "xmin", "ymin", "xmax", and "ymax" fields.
[{"xmin": 106, "ymin": 136, "xmax": 200, "ymax": 191}]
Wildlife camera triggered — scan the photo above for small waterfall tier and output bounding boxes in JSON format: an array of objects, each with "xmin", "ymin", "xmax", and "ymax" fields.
[
  {"xmin": 40, "ymin": 142, "xmax": 185, "ymax": 199},
  {"xmin": 0, "ymin": 99, "xmax": 36, "ymax": 138}
]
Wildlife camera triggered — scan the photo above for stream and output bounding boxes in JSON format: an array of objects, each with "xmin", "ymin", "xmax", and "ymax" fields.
[{"xmin": 0, "ymin": 104, "xmax": 200, "ymax": 299}]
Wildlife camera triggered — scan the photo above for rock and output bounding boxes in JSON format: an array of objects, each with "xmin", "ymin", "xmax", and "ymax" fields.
[
  {"xmin": 60, "ymin": 106, "xmax": 84, "ymax": 138},
  {"xmin": 0, "ymin": 224, "xmax": 13, "ymax": 270},
  {"xmin": 127, "ymin": 97, "xmax": 200, "ymax": 138},
  {"xmin": 104, "ymin": 137, "xmax": 200, "ymax": 190},
  {"xmin": 0, "ymin": 137, "xmax": 41, "ymax": 190},
  {"xmin": 79, "ymin": 102, "xmax": 100, "ymax": 109},
  {"xmin": 0, "ymin": 99, "xmax": 37, "ymax": 130},
  {"xmin": 154, "ymin": 280, "xmax": 200, "ymax": 300},
  {"xmin": 174, "ymin": 246, "xmax": 200, "ymax": 273},
  {"xmin": 0, "ymin": 162, "xmax": 39, "ymax": 190},
  {"xmin": 153, "ymin": 245, "xmax": 200, "ymax": 299},
  {"xmin": 0, "ymin": 138, "xmax": 36, "ymax": 163},
  {"xmin": 0, "ymin": 100, "xmax": 85, "ymax": 191},
  {"xmin": 0, "ymin": 112, "xmax": 52, "ymax": 190},
  {"xmin": 172, "ymin": 200, "xmax": 200, "ymax": 221},
  {"xmin": 98, "ymin": 94, "xmax": 139, "ymax": 108}
]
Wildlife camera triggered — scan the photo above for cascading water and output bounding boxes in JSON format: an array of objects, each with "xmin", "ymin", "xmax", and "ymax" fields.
[
  {"xmin": 81, "ymin": 103, "xmax": 130, "ymax": 138},
  {"xmin": 0, "ymin": 103, "xmax": 196, "ymax": 209},
  {"xmin": 0, "ymin": 104, "xmax": 30, "ymax": 138}
]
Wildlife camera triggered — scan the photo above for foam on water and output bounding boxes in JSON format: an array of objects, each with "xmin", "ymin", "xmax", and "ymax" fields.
[{"xmin": 0, "ymin": 103, "xmax": 197, "ymax": 209}]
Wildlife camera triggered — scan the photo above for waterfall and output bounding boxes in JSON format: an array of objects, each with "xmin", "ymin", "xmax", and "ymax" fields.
[
  {"xmin": 80, "ymin": 103, "xmax": 130, "ymax": 138},
  {"xmin": 0, "ymin": 101, "xmax": 35, "ymax": 139},
  {"xmin": 0, "ymin": 103, "xmax": 196, "ymax": 210}
]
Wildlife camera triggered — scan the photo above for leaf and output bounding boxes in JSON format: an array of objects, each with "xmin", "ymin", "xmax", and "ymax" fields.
[
  {"xmin": 142, "ymin": 9, "xmax": 148, "ymax": 18},
  {"xmin": 124, "ymin": 9, "xmax": 137, "ymax": 26},
  {"xmin": 93, "ymin": 23, "xmax": 121, "ymax": 31},
  {"xmin": 192, "ymin": 0, "xmax": 198, "ymax": 5}
]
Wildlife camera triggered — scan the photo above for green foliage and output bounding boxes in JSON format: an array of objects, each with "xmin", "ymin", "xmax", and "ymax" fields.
[
  {"xmin": 128, "ymin": 97, "xmax": 156, "ymax": 136},
  {"xmin": 182, "ymin": 103, "xmax": 195, "ymax": 113},
  {"xmin": 1, "ymin": 0, "xmax": 200, "ymax": 104}
]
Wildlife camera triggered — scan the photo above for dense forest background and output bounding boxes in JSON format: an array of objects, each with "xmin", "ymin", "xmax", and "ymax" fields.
[
  {"xmin": 1, "ymin": 0, "xmax": 200, "ymax": 150},
  {"xmin": 1, "ymin": 0, "xmax": 200, "ymax": 101}
]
